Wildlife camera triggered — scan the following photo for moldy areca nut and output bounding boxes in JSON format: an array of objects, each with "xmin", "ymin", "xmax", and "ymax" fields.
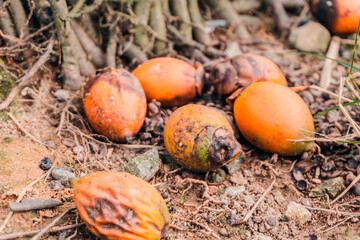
[
  {"xmin": 74, "ymin": 171, "xmax": 171, "ymax": 240},
  {"xmin": 210, "ymin": 53, "xmax": 287, "ymax": 95},
  {"xmin": 164, "ymin": 104, "xmax": 242, "ymax": 172},
  {"xmin": 83, "ymin": 67, "xmax": 146, "ymax": 141},
  {"xmin": 310, "ymin": 0, "xmax": 360, "ymax": 35}
]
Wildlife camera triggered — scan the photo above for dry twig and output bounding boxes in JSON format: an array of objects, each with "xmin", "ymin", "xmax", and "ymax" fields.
[
  {"xmin": 31, "ymin": 207, "xmax": 76, "ymax": 240},
  {"xmin": 0, "ymin": 36, "xmax": 55, "ymax": 111},
  {"xmin": 0, "ymin": 223, "xmax": 85, "ymax": 240},
  {"xmin": 0, "ymin": 173, "xmax": 47, "ymax": 233},
  {"xmin": 243, "ymin": 178, "xmax": 276, "ymax": 222}
]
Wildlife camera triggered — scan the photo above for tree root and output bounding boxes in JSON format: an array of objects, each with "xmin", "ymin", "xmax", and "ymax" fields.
[
  {"xmin": 49, "ymin": 0, "xmax": 81, "ymax": 90},
  {"xmin": 0, "ymin": 0, "xmax": 16, "ymax": 44},
  {"xmin": 71, "ymin": 20, "xmax": 106, "ymax": 68},
  {"xmin": 7, "ymin": 0, "xmax": 30, "ymax": 38},
  {"xmin": 170, "ymin": 0, "xmax": 193, "ymax": 40},
  {"xmin": 204, "ymin": 0, "xmax": 250, "ymax": 39},
  {"xmin": 187, "ymin": 0, "xmax": 211, "ymax": 45},
  {"xmin": 150, "ymin": 0, "xmax": 167, "ymax": 54},
  {"xmin": 133, "ymin": 0, "xmax": 152, "ymax": 49}
]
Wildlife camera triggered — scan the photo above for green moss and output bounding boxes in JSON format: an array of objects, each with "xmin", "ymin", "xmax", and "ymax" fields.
[
  {"xmin": 0, "ymin": 69, "xmax": 13, "ymax": 102},
  {"xmin": 0, "ymin": 67, "xmax": 18, "ymax": 121}
]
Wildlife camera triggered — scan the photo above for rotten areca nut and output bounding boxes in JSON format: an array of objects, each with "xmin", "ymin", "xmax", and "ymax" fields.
[
  {"xmin": 164, "ymin": 104, "xmax": 242, "ymax": 172},
  {"xmin": 211, "ymin": 53, "xmax": 287, "ymax": 95},
  {"xmin": 74, "ymin": 171, "xmax": 171, "ymax": 240},
  {"xmin": 83, "ymin": 68, "xmax": 146, "ymax": 141},
  {"xmin": 132, "ymin": 57, "xmax": 204, "ymax": 107},
  {"xmin": 310, "ymin": 0, "xmax": 360, "ymax": 35},
  {"xmin": 234, "ymin": 81, "xmax": 314, "ymax": 156}
]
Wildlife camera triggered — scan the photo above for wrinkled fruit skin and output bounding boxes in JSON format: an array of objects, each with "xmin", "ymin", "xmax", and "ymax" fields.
[
  {"xmin": 74, "ymin": 171, "xmax": 171, "ymax": 240},
  {"xmin": 311, "ymin": 0, "xmax": 360, "ymax": 35},
  {"xmin": 234, "ymin": 81, "xmax": 314, "ymax": 156},
  {"xmin": 132, "ymin": 57, "xmax": 202, "ymax": 107},
  {"xmin": 211, "ymin": 53, "xmax": 287, "ymax": 95},
  {"xmin": 164, "ymin": 104, "xmax": 242, "ymax": 172},
  {"xmin": 83, "ymin": 68, "xmax": 146, "ymax": 141}
]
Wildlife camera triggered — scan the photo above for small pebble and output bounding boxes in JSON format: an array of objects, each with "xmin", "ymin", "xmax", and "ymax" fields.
[
  {"xmin": 72, "ymin": 146, "xmax": 84, "ymax": 154},
  {"xmin": 219, "ymin": 228, "xmax": 228, "ymax": 236},
  {"xmin": 225, "ymin": 186, "xmax": 246, "ymax": 196},
  {"xmin": 267, "ymin": 216, "xmax": 277, "ymax": 226},
  {"xmin": 285, "ymin": 201, "xmax": 311, "ymax": 225},
  {"xmin": 50, "ymin": 180, "xmax": 64, "ymax": 191},
  {"xmin": 211, "ymin": 168, "xmax": 226, "ymax": 183},
  {"xmin": 300, "ymin": 198, "xmax": 312, "ymax": 207},
  {"xmin": 256, "ymin": 234, "xmax": 273, "ymax": 240},
  {"xmin": 53, "ymin": 89, "xmax": 70, "ymax": 102},
  {"xmin": 39, "ymin": 157, "xmax": 52, "ymax": 170},
  {"xmin": 51, "ymin": 167, "xmax": 76, "ymax": 186}
]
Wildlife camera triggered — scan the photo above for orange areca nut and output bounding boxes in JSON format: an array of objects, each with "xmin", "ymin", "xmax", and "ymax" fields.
[
  {"xmin": 83, "ymin": 67, "xmax": 146, "ymax": 141},
  {"xmin": 74, "ymin": 171, "xmax": 171, "ymax": 240},
  {"xmin": 233, "ymin": 81, "xmax": 314, "ymax": 156},
  {"xmin": 210, "ymin": 53, "xmax": 287, "ymax": 95},
  {"xmin": 132, "ymin": 57, "xmax": 204, "ymax": 107},
  {"xmin": 310, "ymin": 0, "xmax": 360, "ymax": 35},
  {"xmin": 164, "ymin": 104, "xmax": 242, "ymax": 172}
]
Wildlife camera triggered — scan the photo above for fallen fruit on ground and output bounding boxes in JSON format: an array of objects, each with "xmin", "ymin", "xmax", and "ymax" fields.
[
  {"xmin": 83, "ymin": 67, "xmax": 146, "ymax": 141},
  {"xmin": 234, "ymin": 81, "xmax": 314, "ymax": 156},
  {"xmin": 310, "ymin": 0, "xmax": 360, "ymax": 35},
  {"xmin": 210, "ymin": 53, "xmax": 287, "ymax": 95},
  {"xmin": 73, "ymin": 171, "xmax": 171, "ymax": 240},
  {"xmin": 132, "ymin": 57, "xmax": 203, "ymax": 107},
  {"xmin": 164, "ymin": 104, "xmax": 242, "ymax": 172}
]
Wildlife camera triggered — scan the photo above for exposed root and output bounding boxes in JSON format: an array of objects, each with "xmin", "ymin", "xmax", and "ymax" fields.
[
  {"xmin": 49, "ymin": 0, "xmax": 81, "ymax": 90},
  {"xmin": 133, "ymin": 0, "xmax": 152, "ymax": 49},
  {"xmin": 8, "ymin": 0, "xmax": 30, "ymax": 38},
  {"xmin": 187, "ymin": 0, "xmax": 211, "ymax": 45},
  {"xmin": 71, "ymin": 20, "xmax": 106, "ymax": 68},
  {"xmin": 150, "ymin": 0, "xmax": 168, "ymax": 54},
  {"xmin": 170, "ymin": 0, "xmax": 193, "ymax": 40}
]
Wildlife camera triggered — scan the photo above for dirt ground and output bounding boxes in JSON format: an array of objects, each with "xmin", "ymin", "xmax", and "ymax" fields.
[{"xmin": 1, "ymin": 4, "xmax": 360, "ymax": 240}]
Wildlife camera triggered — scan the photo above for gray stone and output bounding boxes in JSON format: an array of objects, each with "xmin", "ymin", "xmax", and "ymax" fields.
[
  {"xmin": 225, "ymin": 186, "xmax": 246, "ymax": 196},
  {"xmin": 120, "ymin": 148, "xmax": 160, "ymax": 181},
  {"xmin": 267, "ymin": 216, "xmax": 277, "ymax": 226},
  {"xmin": 50, "ymin": 180, "xmax": 64, "ymax": 191},
  {"xmin": 51, "ymin": 168, "xmax": 76, "ymax": 187},
  {"xmin": 225, "ymin": 153, "xmax": 245, "ymax": 175},
  {"xmin": 53, "ymin": 89, "xmax": 70, "ymax": 102},
  {"xmin": 256, "ymin": 234, "xmax": 273, "ymax": 240},
  {"xmin": 300, "ymin": 198, "xmax": 312, "ymax": 207},
  {"xmin": 225, "ymin": 41, "xmax": 242, "ymax": 58},
  {"xmin": 72, "ymin": 145, "xmax": 84, "ymax": 154},
  {"xmin": 211, "ymin": 168, "xmax": 226, "ymax": 183},
  {"xmin": 285, "ymin": 201, "xmax": 311, "ymax": 225},
  {"xmin": 289, "ymin": 21, "xmax": 330, "ymax": 52}
]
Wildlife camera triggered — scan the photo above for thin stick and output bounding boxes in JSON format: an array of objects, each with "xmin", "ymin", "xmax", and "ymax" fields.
[
  {"xmin": 320, "ymin": 37, "xmax": 340, "ymax": 89},
  {"xmin": 31, "ymin": 207, "xmax": 76, "ymax": 240},
  {"xmin": 6, "ymin": 111, "xmax": 45, "ymax": 145},
  {"xmin": 0, "ymin": 173, "xmax": 47, "ymax": 233},
  {"xmin": 0, "ymin": 223, "xmax": 85, "ymax": 240},
  {"xmin": 0, "ymin": 36, "xmax": 55, "ymax": 111},
  {"xmin": 243, "ymin": 178, "xmax": 276, "ymax": 222},
  {"xmin": 320, "ymin": 217, "xmax": 351, "ymax": 233},
  {"xmin": 304, "ymin": 206, "xmax": 360, "ymax": 216},
  {"xmin": 330, "ymin": 174, "xmax": 360, "ymax": 205},
  {"xmin": 309, "ymin": 85, "xmax": 353, "ymax": 102}
]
